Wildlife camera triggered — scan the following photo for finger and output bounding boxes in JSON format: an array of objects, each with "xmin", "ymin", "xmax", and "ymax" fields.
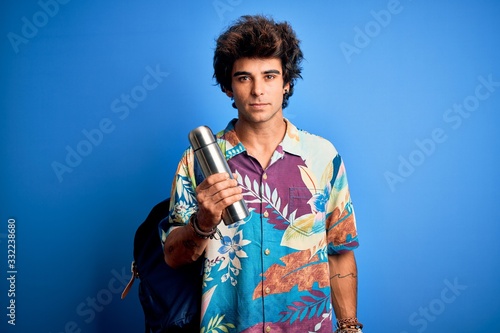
[
  {"xmin": 196, "ymin": 172, "xmax": 231, "ymax": 190},
  {"xmin": 197, "ymin": 186, "xmax": 243, "ymax": 229},
  {"xmin": 211, "ymin": 185, "xmax": 243, "ymax": 206},
  {"xmin": 197, "ymin": 181, "xmax": 241, "ymax": 213},
  {"xmin": 198, "ymin": 176, "xmax": 239, "ymax": 199}
]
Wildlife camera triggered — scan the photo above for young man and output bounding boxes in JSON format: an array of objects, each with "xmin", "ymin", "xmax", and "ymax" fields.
[{"xmin": 161, "ymin": 15, "xmax": 363, "ymax": 333}]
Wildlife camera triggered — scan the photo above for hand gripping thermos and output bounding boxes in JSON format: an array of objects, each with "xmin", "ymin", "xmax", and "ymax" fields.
[{"xmin": 188, "ymin": 125, "xmax": 250, "ymax": 225}]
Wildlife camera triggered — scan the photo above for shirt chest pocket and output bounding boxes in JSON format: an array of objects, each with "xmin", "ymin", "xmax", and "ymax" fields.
[{"xmin": 289, "ymin": 187, "xmax": 317, "ymax": 217}]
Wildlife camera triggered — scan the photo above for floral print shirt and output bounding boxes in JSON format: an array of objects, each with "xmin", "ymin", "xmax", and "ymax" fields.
[{"xmin": 160, "ymin": 118, "xmax": 359, "ymax": 333}]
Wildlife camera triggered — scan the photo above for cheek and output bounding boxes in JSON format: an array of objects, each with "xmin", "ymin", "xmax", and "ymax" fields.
[{"xmin": 231, "ymin": 87, "xmax": 246, "ymax": 100}]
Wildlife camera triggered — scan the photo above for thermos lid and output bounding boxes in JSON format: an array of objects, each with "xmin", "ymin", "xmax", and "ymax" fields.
[{"xmin": 188, "ymin": 126, "xmax": 216, "ymax": 150}]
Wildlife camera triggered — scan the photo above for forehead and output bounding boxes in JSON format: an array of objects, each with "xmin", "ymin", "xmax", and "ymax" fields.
[{"xmin": 231, "ymin": 57, "xmax": 283, "ymax": 74}]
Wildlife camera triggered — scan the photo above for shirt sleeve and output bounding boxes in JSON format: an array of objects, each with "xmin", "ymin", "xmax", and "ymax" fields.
[
  {"xmin": 326, "ymin": 154, "xmax": 359, "ymax": 254},
  {"xmin": 159, "ymin": 148, "xmax": 198, "ymax": 245}
]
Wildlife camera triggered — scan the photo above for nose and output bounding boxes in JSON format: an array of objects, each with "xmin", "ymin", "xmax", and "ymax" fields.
[{"xmin": 251, "ymin": 78, "xmax": 264, "ymax": 96}]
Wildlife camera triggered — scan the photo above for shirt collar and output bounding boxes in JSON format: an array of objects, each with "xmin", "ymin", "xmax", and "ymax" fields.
[{"xmin": 218, "ymin": 118, "xmax": 303, "ymax": 160}]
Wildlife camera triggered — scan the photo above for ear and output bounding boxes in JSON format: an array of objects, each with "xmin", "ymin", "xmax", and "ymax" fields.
[
  {"xmin": 283, "ymin": 82, "xmax": 290, "ymax": 94},
  {"xmin": 225, "ymin": 89, "xmax": 233, "ymax": 98}
]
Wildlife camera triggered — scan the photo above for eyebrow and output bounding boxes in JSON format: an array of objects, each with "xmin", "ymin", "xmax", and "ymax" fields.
[{"xmin": 233, "ymin": 69, "xmax": 282, "ymax": 77}]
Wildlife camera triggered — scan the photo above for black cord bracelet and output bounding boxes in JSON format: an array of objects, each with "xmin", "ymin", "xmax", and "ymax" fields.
[{"xmin": 189, "ymin": 214, "xmax": 219, "ymax": 239}]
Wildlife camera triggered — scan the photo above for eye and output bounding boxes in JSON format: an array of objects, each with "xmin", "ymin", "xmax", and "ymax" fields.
[
  {"xmin": 238, "ymin": 76, "xmax": 250, "ymax": 82},
  {"xmin": 265, "ymin": 74, "xmax": 276, "ymax": 80}
]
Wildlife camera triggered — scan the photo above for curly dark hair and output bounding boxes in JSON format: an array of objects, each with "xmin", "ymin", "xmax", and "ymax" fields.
[{"xmin": 213, "ymin": 15, "xmax": 304, "ymax": 108}]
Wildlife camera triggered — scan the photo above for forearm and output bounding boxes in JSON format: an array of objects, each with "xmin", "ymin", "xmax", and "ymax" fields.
[
  {"xmin": 163, "ymin": 218, "xmax": 208, "ymax": 268},
  {"xmin": 163, "ymin": 172, "xmax": 240, "ymax": 268},
  {"xmin": 328, "ymin": 251, "xmax": 358, "ymax": 319}
]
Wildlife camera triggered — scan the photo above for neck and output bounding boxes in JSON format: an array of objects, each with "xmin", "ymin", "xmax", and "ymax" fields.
[{"xmin": 234, "ymin": 118, "xmax": 287, "ymax": 169}]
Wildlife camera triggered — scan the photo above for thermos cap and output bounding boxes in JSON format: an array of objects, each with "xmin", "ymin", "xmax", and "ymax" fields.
[{"xmin": 188, "ymin": 126, "xmax": 216, "ymax": 150}]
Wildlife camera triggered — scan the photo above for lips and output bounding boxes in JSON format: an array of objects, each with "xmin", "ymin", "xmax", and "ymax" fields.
[{"xmin": 249, "ymin": 103, "xmax": 269, "ymax": 108}]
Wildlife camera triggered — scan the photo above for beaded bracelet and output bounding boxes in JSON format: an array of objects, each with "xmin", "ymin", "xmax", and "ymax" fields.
[
  {"xmin": 336, "ymin": 318, "xmax": 363, "ymax": 333},
  {"xmin": 189, "ymin": 214, "xmax": 219, "ymax": 239}
]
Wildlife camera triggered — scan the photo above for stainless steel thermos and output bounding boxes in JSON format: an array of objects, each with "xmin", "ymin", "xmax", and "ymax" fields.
[{"xmin": 188, "ymin": 125, "xmax": 249, "ymax": 225}]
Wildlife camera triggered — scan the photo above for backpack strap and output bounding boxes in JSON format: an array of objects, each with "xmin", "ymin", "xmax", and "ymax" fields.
[
  {"xmin": 121, "ymin": 261, "xmax": 138, "ymax": 299},
  {"xmin": 121, "ymin": 199, "xmax": 170, "ymax": 301}
]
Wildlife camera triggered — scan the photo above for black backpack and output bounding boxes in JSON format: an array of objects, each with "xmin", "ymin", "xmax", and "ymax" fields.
[{"xmin": 122, "ymin": 198, "xmax": 203, "ymax": 333}]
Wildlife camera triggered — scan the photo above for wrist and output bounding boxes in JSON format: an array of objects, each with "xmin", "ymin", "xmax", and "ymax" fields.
[
  {"xmin": 189, "ymin": 214, "xmax": 220, "ymax": 239},
  {"xmin": 335, "ymin": 318, "xmax": 363, "ymax": 333}
]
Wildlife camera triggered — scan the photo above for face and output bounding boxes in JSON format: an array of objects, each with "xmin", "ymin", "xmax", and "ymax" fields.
[{"xmin": 226, "ymin": 57, "xmax": 290, "ymax": 125}]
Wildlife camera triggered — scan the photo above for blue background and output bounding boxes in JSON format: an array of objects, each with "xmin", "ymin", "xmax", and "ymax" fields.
[{"xmin": 2, "ymin": 0, "xmax": 499, "ymax": 332}]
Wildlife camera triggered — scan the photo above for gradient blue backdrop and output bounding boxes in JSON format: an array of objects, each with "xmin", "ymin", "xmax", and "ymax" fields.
[{"xmin": 2, "ymin": 1, "xmax": 499, "ymax": 332}]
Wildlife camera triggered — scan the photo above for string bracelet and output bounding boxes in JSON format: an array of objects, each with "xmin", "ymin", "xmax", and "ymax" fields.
[
  {"xmin": 189, "ymin": 214, "xmax": 220, "ymax": 239},
  {"xmin": 336, "ymin": 318, "xmax": 363, "ymax": 333}
]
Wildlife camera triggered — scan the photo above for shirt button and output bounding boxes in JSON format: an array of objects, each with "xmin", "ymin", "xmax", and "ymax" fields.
[
  {"xmin": 265, "ymin": 287, "xmax": 271, "ymax": 294},
  {"xmin": 263, "ymin": 211, "xmax": 269, "ymax": 218},
  {"xmin": 265, "ymin": 326, "xmax": 271, "ymax": 332},
  {"xmin": 264, "ymin": 249, "xmax": 270, "ymax": 255},
  {"xmin": 263, "ymin": 173, "xmax": 268, "ymax": 180}
]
